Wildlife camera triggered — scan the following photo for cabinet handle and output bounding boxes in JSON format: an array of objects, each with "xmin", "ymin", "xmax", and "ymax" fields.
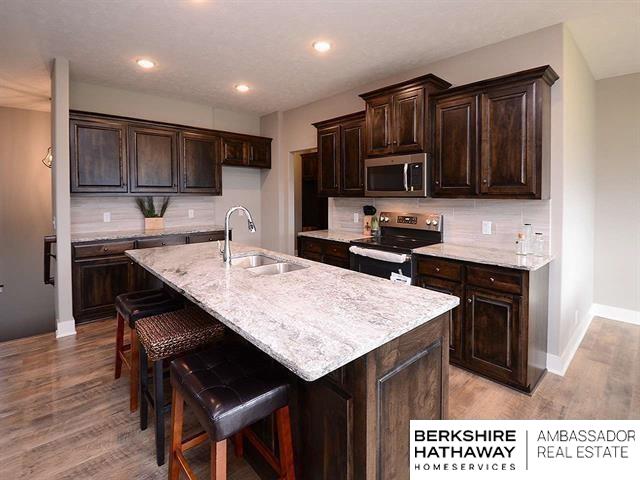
[
  {"xmin": 435, "ymin": 180, "xmax": 439, "ymax": 185},
  {"xmin": 435, "ymin": 267, "xmax": 440, "ymax": 272},
  {"xmin": 467, "ymin": 298, "xmax": 472, "ymax": 303},
  {"xmin": 103, "ymin": 247, "xmax": 109, "ymax": 252},
  {"xmin": 489, "ymin": 277, "xmax": 495, "ymax": 283},
  {"xmin": 483, "ymin": 179, "xmax": 488, "ymax": 184}
]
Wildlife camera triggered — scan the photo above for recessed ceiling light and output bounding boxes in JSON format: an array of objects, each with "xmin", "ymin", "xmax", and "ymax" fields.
[
  {"xmin": 136, "ymin": 58, "xmax": 156, "ymax": 69},
  {"xmin": 312, "ymin": 41, "xmax": 332, "ymax": 53},
  {"xmin": 235, "ymin": 84, "xmax": 250, "ymax": 93}
]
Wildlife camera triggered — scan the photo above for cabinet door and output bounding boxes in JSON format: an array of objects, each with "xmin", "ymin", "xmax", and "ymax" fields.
[
  {"xmin": 301, "ymin": 152, "xmax": 318, "ymax": 180},
  {"xmin": 221, "ymin": 136, "xmax": 246, "ymax": 166},
  {"xmin": 317, "ymin": 126, "xmax": 341, "ymax": 196},
  {"xmin": 70, "ymin": 118, "xmax": 128, "ymax": 193},
  {"xmin": 392, "ymin": 87, "xmax": 424, "ymax": 154},
  {"xmin": 341, "ymin": 118, "xmax": 365, "ymax": 195},
  {"xmin": 416, "ymin": 276, "xmax": 464, "ymax": 362},
  {"xmin": 365, "ymin": 94, "xmax": 393, "ymax": 157},
  {"xmin": 180, "ymin": 132, "xmax": 221, "ymax": 194},
  {"xmin": 72, "ymin": 256, "xmax": 134, "ymax": 323},
  {"xmin": 246, "ymin": 139, "xmax": 271, "ymax": 168},
  {"xmin": 433, "ymin": 95, "xmax": 478, "ymax": 196},
  {"xmin": 129, "ymin": 126, "xmax": 178, "ymax": 193},
  {"xmin": 465, "ymin": 287, "xmax": 524, "ymax": 385},
  {"xmin": 480, "ymin": 83, "xmax": 536, "ymax": 196}
]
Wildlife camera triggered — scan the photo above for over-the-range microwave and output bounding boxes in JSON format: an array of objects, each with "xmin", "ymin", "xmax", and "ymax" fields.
[{"xmin": 364, "ymin": 153, "xmax": 428, "ymax": 197}]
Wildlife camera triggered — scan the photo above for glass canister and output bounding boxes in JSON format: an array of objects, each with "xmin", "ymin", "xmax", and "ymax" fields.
[
  {"xmin": 532, "ymin": 232, "xmax": 545, "ymax": 256},
  {"xmin": 522, "ymin": 223, "xmax": 533, "ymax": 254}
]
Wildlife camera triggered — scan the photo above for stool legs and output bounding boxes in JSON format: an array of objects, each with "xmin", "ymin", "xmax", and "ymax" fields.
[
  {"xmin": 154, "ymin": 359, "xmax": 165, "ymax": 466},
  {"xmin": 275, "ymin": 406, "xmax": 295, "ymax": 480},
  {"xmin": 211, "ymin": 439, "xmax": 227, "ymax": 480},
  {"xmin": 168, "ymin": 388, "xmax": 184, "ymax": 480},
  {"xmin": 114, "ymin": 312, "xmax": 125, "ymax": 379},
  {"xmin": 129, "ymin": 328, "xmax": 139, "ymax": 412},
  {"xmin": 139, "ymin": 343, "xmax": 149, "ymax": 431}
]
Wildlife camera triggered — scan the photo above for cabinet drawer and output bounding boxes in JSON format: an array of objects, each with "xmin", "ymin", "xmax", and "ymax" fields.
[
  {"xmin": 74, "ymin": 240, "xmax": 135, "ymax": 259},
  {"xmin": 324, "ymin": 241, "xmax": 349, "ymax": 259},
  {"xmin": 136, "ymin": 235, "xmax": 187, "ymax": 249},
  {"xmin": 324, "ymin": 255, "xmax": 350, "ymax": 269},
  {"xmin": 188, "ymin": 232, "xmax": 224, "ymax": 244},
  {"xmin": 466, "ymin": 265, "xmax": 522, "ymax": 295},
  {"xmin": 300, "ymin": 238, "xmax": 323, "ymax": 254},
  {"xmin": 300, "ymin": 250, "xmax": 323, "ymax": 262},
  {"xmin": 416, "ymin": 257, "xmax": 462, "ymax": 281}
]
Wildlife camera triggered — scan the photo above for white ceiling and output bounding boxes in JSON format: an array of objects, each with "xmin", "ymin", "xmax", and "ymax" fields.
[{"xmin": 0, "ymin": 0, "xmax": 638, "ymax": 114}]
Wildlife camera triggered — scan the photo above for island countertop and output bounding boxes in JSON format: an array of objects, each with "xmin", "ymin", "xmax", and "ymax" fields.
[{"xmin": 126, "ymin": 242, "xmax": 459, "ymax": 381}]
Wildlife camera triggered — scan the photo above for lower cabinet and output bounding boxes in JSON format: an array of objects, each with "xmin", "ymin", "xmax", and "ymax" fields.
[
  {"xmin": 415, "ymin": 255, "xmax": 549, "ymax": 392},
  {"xmin": 297, "ymin": 236, "xmax": 350, "ymax": 269},
  {"xmin": 72, "ymin": 231, "xmax": 224, "ymax": 323}
]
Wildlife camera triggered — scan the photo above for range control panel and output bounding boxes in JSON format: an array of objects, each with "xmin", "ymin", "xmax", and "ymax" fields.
[{"xmin": 378, "ymin": 212, "xmax": 443, "ymax": 232}]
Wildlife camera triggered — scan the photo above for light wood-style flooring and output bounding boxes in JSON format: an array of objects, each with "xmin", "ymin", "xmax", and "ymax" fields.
[{"xmin": 1, "ymin": 316, "xmax": 637, "ymax": 479}]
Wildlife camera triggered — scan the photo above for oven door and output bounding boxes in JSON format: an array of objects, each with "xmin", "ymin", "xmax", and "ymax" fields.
[
  {"xmin": 364, "ymin": 153, "xmax": 428, "ymax": 197},
  {"xmin": 349, "ymin": 247, "xmax": 412, "ymax": 279}
]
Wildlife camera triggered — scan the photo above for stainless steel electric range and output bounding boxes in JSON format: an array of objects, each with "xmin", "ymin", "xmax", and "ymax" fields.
[{"xmin": 349, "ymin": 211, "xmax": 443, "ymax": 280}]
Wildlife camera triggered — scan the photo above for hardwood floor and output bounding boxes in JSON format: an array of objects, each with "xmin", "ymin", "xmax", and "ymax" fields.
[{"xmin": 0, "ymin": 316, "xmax": 637, "ymax": 479}]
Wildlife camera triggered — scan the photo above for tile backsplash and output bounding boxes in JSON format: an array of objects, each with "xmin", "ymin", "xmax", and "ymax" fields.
[
  {"xmin": 329, "ymin": 197, "xmax": 551, "ymax": 253},
  {"xmin": 71, "ymin": 196, "xmax": 218, "ymax": 233}
]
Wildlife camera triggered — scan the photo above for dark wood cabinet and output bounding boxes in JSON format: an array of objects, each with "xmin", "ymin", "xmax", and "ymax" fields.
[
  {"xmin": 360, "ymin": 74, "xmax": 451, "ymax": 158},
  {"xmin": 414, "ymin": 255, "xmax": 549, "ymax": 392},
  {"xmin": 70, "ymin": 117, "xmax": 128, "ymax": 193},
  {"xmin": 431, "ymin": 66, "xmax": 558, "ymax": 199},
  {"xmin": 433, "ymin": 94, "xmax": 478, "ymax": 196},
  {"xmin": 300, "ymin": 152, "xmax": 328, "ymax": 232},
  {"xmin": 128, "ymin": 125, "xmax": 179, "ymax": 193},
  {"xmin": 180, "ymin": 131, "xmax": 222, "ymax": 194},
  {"xmin": 70, "ymin": 111, "xmax": 272, "ymax": 195},
  {"xmin": 313, "ymin": 111, "xmax": 365, "ymax": 197},
  {"xmin": 297, "ymin": 237, "xmax": 350, "ymax": 269}
]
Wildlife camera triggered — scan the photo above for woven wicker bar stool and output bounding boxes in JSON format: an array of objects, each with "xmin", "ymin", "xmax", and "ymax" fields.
[
  {"xmin": 136, "ymin": 307, "xmax": 226, "ymax": 466},
  {"xmin": 114, "ymin": 289, "xmax": 183, "ymax": 412}
]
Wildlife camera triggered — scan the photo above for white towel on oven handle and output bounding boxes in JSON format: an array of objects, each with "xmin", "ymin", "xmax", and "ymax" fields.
[{"xmin": 349, "ymin": 245, "xmax": 409, "ymax": 264}]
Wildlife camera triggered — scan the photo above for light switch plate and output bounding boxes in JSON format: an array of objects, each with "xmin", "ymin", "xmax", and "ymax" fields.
[
  {"xmin": 188, "ymin": 209, "xmax": 195, "ymax": 219},
  {"xmin": 353, "ymin": 212, "xmax": 359, "ymax": 223},
  {"xmin": 103, "ymin": 212, "xmax": 111, "ymax": 223},
  {"xmin": 482, "ymin": 221, "xmax": 492, "ymax": 235}
]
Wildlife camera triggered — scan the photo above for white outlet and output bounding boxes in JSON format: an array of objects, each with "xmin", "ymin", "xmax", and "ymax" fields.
[
  {"xmin": 188, "ymin": 209, "xmax": 195, "ymax": 219},
  {"xmin": 482, "ymin": 221, "xmax": 492, "ymax": 235},
  {"xmin": 353, "ymin": 212, "xmax": 360, "ymax": 223},
  {"xmin": 103, "ymin": 212, "xmax": 111, "ymax": 223}
]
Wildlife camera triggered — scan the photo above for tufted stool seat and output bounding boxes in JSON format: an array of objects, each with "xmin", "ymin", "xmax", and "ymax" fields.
[
  {"xmin": 113, "ymin": 288, "xmax": 183, "ymax": 412},
  {"xmin": 168, "ymin": 339, "xmax": 296, "ymax": 480},
  {"xmin": 136, "ymin": 308, "xmax": 226, "ymax": 466}
]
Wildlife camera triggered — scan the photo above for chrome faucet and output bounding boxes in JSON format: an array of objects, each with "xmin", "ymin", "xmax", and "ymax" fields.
[{"xmin": 221, "ymin": 206, "xmax": 256, "ymax": 264}]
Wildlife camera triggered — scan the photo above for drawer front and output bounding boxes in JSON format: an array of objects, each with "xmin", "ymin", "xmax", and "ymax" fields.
[
  {"xmin": 74, "ymin": 240, "xmax": 135, "ymax": 259},
  {"xmin": 188, "ymin": 232, "xmax": 224, "ymax": 244},
  {"xmin": 300, "ymin": 238, "xmax": 323, "ymax": 254},
  {"xmin": 324, "ymin": 241, "xmax": 349, "ymax": 260},
  {"xmin": 300, "ymin": 250, "xmax": 323, "ymax": 262},
  {"xmin": 416, "ymin": 256, "xmax": 462, "ymax": 281},
  {"xmin": 324, "ymin": 255, "xmax": 350, "ymax": 269},
  {"xmin": 136, "ymin": 235, "xmax": 187, "ymax": 249},
  {"xmin": 466, "ymin": 265, "xmax": 522, "ymax": 295}
]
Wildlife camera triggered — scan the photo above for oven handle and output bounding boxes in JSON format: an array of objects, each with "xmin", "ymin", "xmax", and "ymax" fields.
[
  {"xmin": 349, "ymin": 245, "xmax": 409, "ymax": 263},
  {"xmin": 403, "ymin": 163, "xmax": 409, "ymax": 191}
]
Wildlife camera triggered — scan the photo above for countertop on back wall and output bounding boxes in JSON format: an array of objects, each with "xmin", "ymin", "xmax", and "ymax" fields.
[
  {"xmin": 70, "ymin": 224, "xmax": 225, "ymax": 243},
  {"xmin": 297, "ymin": 229, "xmax": 370, "ymax": 243}
]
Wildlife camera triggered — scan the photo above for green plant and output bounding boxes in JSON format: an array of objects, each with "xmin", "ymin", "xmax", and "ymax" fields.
[{"xmin": 135, "ymin": 196, "xmax": 170, "ymax": 218}]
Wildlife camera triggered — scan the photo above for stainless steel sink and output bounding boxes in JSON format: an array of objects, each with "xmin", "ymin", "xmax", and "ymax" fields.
[
  {"xmin": 246, "ymin": 262, "xmax": 308, "ymax": 276},
  {"xmin": 231, "ymin": 254, "xmax": 279, "ymax": 268}
]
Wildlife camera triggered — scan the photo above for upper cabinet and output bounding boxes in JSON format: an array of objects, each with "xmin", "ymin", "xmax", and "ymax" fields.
[
  {"xmin": 431, "ymin": 66, "xmax": 558, "ymax": 199},
  {"xmin": 313, "ymin": 111, "xmax": 365, "ymax": 197},
  {"xmin": 359, "ymin": 74, "xmax": 451, "ymax": 158},
  {"xmin": 69, "ymin": 111, "xmax": 271, "ymax": 195},
  {"xmin": 70, "ymin": 117, "xmax": 128, "ymax": 193}
]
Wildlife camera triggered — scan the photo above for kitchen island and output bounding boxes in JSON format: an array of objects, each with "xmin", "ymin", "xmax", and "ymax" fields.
[{"xmin": 127, "ymin": 241, "xmax": 459, "ymax": 479}]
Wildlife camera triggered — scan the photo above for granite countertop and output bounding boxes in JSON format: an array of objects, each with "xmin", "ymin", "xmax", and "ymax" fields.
[
  {"xmin": 126, "ymin": 242, "xmax": 459, "ymax": 381},
  {"xmin": 297, "ymin": 229, "xmax": 370, "ymax": 243},
  {"xmin": 413, "ymin": 243, "xmax": 553, "ymax": 271},
  {"xmin": 71, "ymin": 224, "xmax": 225, "ymax": 243}
]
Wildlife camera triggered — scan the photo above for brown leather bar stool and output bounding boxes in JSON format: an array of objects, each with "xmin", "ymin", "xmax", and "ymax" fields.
[
  {"xmin": 168, "ymin": 339, "xmax": 296, "ymax": 480},
  {"xmin": 136, "ymin": 308, "xmax": 226, "ymax": 466},
  {"xmin": 114, "ymin": 289, "xmax": 183, "ymax": 412}
]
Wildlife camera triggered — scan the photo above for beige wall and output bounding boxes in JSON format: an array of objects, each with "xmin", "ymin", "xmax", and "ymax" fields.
[
  {"xmin": 69, "ymin": 82, "xmax": 263, "ymax": 246},
  {"xmin": 594, "ymin": 73, "xmax": 640, "ymax": 313},
  {"xmin": 0, "ymin": 107, "xmax": 55, "ymax": 340}
]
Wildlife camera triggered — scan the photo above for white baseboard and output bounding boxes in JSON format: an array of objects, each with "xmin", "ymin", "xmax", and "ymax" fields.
[
  {"xmin": 591, "ymin": 303, "xmax": 640, "ymax": 325},
  {"xmin": 547, "ymin": 310, "xmax": 594, "ymax": 377},
  {"xmin": 55, "ymin": 319, "xmax": 76, "ymax": 338}
]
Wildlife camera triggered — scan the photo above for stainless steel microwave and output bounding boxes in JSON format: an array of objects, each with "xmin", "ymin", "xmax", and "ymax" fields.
[{"xmin": 364, "ymin": 153, "xmax": 428, "ymax": 197}]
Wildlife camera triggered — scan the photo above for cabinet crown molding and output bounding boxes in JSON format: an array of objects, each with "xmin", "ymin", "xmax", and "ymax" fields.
[{"xmin": 358, "ymin": 73, "xmax": 452, "ymax": 100}]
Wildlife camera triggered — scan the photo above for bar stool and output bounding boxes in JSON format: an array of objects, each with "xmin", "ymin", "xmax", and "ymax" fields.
[
  {"xmin": 114, "ymin": 289, "xmax": 184, "ymax": 412},
  {"xmin": 136, "ymin": 308, "xmax": 226, "ymax": 466},
  {"xmin": 168, "ymin": 339, "xmax": 296, "ymax": 480}
]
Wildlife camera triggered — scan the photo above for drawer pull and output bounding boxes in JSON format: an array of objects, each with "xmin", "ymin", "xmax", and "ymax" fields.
[
  {"xmin": 467, "ymin": 298, "xmax": 472, "ymax": 303},
  {"xmin": 435, "ymin": 267, "xmax": 440, "ymax": 272},
  {"xmin": 161, "ymin": 242, "xmax": 166, "ymax": 246},
  {"xmin": 490, "ymin": 277, "xmax": 495, "ymax": 283},
  {"xmin": 103, "ymin": 247, "xmax": 109, "ymax": 252}
]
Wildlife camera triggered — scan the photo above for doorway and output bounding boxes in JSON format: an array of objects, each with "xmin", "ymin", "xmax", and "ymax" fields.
[{"xmin": 293, "ymin": 150, "xmax": 328, "ymax": 251}]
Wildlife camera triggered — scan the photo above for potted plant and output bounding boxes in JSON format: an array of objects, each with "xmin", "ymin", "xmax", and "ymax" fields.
[{"xmin": 135, "ymin": 196, "xmax": 170, "ymax": 231}]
